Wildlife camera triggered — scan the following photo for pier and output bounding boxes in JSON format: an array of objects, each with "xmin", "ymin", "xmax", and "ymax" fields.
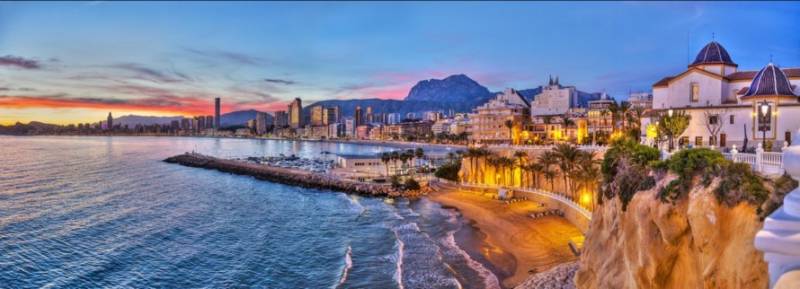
[{"xmin": 164, "ymin": 152, "xmax": 419, "ymax": 197}]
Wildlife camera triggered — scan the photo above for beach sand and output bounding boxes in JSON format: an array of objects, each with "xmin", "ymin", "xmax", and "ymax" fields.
[{"xmin": 428, "ymin": 187, "xmax": 583, "ymax": 288}]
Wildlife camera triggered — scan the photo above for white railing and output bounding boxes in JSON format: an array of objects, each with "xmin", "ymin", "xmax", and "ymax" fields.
[
  {"xmin": 755, "ymin": 131, "xmax": 800, "ymax": 288},
  {"xmin": 676, "ymin": 144, "xmax": 786, "ymax": 176},
  {"xmin": 437, "ymin": 180, "xmax": 592, "ymax": 220},
  {"xmin": 486, "ymin": 144, "xmax": 607, "ymax": 152}
]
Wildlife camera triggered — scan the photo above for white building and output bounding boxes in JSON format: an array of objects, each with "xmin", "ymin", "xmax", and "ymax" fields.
[
  {"xmin": 530, "ymin": 76, "xmax": 579, "ymax": 116},
  {"xmin": 468, "ymin": 88, "xmax": 530, "ymax": 144},
  {"xmin": 643, "ymin": 41, "xmax": 800, "ymax": 151}
]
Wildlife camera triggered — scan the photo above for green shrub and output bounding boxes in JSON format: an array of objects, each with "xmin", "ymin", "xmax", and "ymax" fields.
[
  {"xmin": 434, "ymin": 161, "xmax": 461, "ymax": 182},
  {"xmin": 390, "ymin": 175, "xmax": 402, "ymax": 189},
  {"xmin": 404, "ymin": 178, "xmax": 421, "ymax": 190},
  {"xmin": 600, "ymin": 137, "xmax": 659, "ymax": 210},
  {"xmin": 655, "ymin": 148, "xmax": 726, "ymax": 202}
]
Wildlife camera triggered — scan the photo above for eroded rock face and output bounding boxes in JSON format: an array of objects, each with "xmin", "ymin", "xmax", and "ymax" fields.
[{"xmin": 574, "ymin": 178, "xmax": 768, "ymax": 289}]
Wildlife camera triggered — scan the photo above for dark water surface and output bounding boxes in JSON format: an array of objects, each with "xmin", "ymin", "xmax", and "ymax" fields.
[{"xmin": 0, "ymin": 136, "xmax": 499, "ymax": 289}]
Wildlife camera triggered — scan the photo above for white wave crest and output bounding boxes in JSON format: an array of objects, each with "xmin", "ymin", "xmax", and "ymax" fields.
[{"xmin": 442, "ymin": 232, "xmax": 501, "ymax": 289}]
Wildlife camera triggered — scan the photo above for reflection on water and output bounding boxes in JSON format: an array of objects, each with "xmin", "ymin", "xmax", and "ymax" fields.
[{"xmin": 0, "ymin": 136, "xmax": 493, "ymax": 289}]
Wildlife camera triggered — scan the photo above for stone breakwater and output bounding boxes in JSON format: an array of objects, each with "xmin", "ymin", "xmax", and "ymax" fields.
[{"xmin": 165, "ymin": 153, "xmax": 426, "ymax": 198}]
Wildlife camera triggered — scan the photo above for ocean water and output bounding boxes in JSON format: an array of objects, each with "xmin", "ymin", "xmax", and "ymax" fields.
[{"xmin": 0, "ymin": 136, "xmax": 500, "ymax": 289}]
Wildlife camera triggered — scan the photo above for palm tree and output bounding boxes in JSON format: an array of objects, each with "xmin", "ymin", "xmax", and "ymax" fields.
[
  {"xmin": 504, "ymin": 119, "xmax": 514, "ymax": 145},
  {"xmin": 512, "ymin": 150, "xmax": 527, "ymax": 187},
  {"xmin": 414, "ymin": 147, "xmax": 425, "ymax": 170},
  {"xmin": 528, "ymin": 163, "xmax": 544, "ymax": 189},
  {"xmin": 553, "ymin": 144, "xmax": 581, "ymax": 200},
  {"xmin": 380, "ymin": 152, "xmax": 392, "ymax": 176},
  {"xmin": 538, "ymin": 151, "xmax": 559, "ymax": 192},
  {"xmin": 390, "ymin": 151, "xmax": 401, "ymax": 175},
  {"xmin": 573, "ymin": 151, "xmax": 599, "ymax": 210}
]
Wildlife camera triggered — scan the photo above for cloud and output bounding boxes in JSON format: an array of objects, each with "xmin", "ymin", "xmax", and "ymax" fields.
[
  {"xmin": 0, "ymin": 55, "xmax": 42, "ymax": 69},
  {"xmin": 0, "ymin": 93, "xmax": 214, "ymax": 115},
  {"xmin": 183, "ymin": 48, "xmax": 268, "ymax": 66},
  {"xmin": 108, "ymin": 63, "xmax": 191, "ymax": 83},
  {"xmin": 264, "ymin": 78, "xmax": 296, "ymax": 85}
]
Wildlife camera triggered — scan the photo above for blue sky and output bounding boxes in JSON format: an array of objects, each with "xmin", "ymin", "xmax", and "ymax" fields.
[{"xmin": 0, "ymin": 1, "xmax": 798, "ymax": 124}]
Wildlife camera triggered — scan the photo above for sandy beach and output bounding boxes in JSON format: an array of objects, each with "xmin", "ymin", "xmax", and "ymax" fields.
[{"xmin": 428, "ymin": 186, "xmax": 584, "ymax": 288}]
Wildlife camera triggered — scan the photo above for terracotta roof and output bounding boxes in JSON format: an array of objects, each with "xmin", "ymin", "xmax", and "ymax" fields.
[
  {"xmin": 737, "ymin": 87, "xmax": 749, "ymax": 95},
  {"xmin": 653, "ymin": 77, "xmax": 672, "ymax": 87},
  {"xmin": 728, "ymin": 68, "xmax": 800, "ymax": 81}
]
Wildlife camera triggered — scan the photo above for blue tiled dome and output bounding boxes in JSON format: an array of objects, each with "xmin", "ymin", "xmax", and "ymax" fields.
[
  {"xmin": 744, "ymin": 62, "xmax": 797, "ymax": 97},
  {"xmin": 690, "ymin": 41, "xmax": 736, "ymax": 67}
]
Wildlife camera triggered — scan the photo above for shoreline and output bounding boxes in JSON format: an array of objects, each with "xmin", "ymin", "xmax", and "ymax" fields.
[
  {"xmin": 0, "ymin": 134, "xmax": 466, "ymax": 150},
  {"xmin": 428, "ymin": 187, "xmax": 583, "ymax": 288}
]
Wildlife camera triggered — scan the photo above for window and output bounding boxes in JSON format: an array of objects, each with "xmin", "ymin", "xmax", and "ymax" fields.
[
  {"xmin": 709, "ymin": 136, "xmax": 717, "ymax": 146},
  {"xmin": 690, "ymin": 83, "xmax": 700, "ymax": 102},
  {"xmin": 708, "ymin": 115, "xmax": 719, "ymax": 125},
  {"xmin": 695, "ymin": 136, "xmax": 703, "ymax": 146},
  {"xmin": 729, "ymin": 115, "xmax": 734, "ymax": 124},
  {"xmin": 787, "ymin": 131, "xmax": 792, "ymax": 146}
]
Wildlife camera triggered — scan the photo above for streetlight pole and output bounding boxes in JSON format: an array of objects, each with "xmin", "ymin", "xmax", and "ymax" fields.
[
  {"xmin": 666, "ymin": 109, "xmax": 674, "ymax": 151},
  {"xmin": 760, "ymin": 101, "xmax": 769, "ymax": 150}
]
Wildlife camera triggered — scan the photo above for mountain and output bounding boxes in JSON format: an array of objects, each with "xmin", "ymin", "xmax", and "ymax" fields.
[
  {"xmin": 306, "ymin": 74, "xmax": 497, "ymax": 117},
  {"xmin": 305, "ymin": 74, "xmax": 606, "ymax": 119},
  {"xmin": 405, "ymin": 74, "xmax": 494, "ymax": 104},
  {"xmin": 220, "ymin": 109, "xmax": 272, "ymax": 127},
  {"xmin": 114, "ymin": 115, "xmax": 184, "ymax": 127}
]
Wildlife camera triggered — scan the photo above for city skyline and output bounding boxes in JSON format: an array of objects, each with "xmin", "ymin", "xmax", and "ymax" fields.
[{"xmin": 1, "ymin": 2, "xmax": 799, "ymax": 125}]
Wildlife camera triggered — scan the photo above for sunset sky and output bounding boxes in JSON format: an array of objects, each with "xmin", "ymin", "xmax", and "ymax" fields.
[{"xmin": 1, "ymin": 2, "xmax": 798, "ymax": 125}]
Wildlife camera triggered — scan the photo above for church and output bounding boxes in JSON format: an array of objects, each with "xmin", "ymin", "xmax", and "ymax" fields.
[{"xmin": 642, "ymin": 41, "xmax": 800, "ymax": 151}]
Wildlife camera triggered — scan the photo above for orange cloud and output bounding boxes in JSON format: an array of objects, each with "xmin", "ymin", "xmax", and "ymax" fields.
[{"xmin": 0, "ymin": 94, "xmax": 230, "ymax": 116}]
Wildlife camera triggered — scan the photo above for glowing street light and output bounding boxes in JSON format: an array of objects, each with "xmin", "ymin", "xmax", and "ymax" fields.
[
  {"xmin": 760, "ymin": 101, "xmax": 770, "ymax": 149},
  {"xmin": 667, "ymin": 109, "xmax": 674, "ymax": 117}
]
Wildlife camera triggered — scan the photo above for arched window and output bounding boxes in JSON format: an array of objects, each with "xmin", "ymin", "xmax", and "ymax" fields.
[{"xmin": 690, "ymin": 83, "xmax": 700, "ymax": 102}]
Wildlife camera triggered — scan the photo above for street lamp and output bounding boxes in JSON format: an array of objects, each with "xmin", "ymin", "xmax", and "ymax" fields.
[
  {"xmin": 760, "ymin": 101, "xmax": 770, "ymax": 150},
  {"xmin": 667, "ymin": 109, "xmax": 674, "ymax": 118}
]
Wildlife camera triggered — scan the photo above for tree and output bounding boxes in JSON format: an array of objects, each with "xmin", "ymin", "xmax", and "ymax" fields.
[
  {"xmin": 538, "ymin": 151, "xmax": 559, "ymax": 192},
  {"xmin": 528, "ymin": 163, "xmax": 544, "ymax": 189},
  {"xmin": 657, "ymin": 110, "xmax": 691, "ymax": 151},
  {"xmin": 380, "ymin": 152, "xmax": 392, "ymax": 176},
  {"xmin": 574, "ymin": 151, "xmax": 599, "ymax": 209},
  {"xmin": 703, "ymin": 109, "xmax": 728, "ymax": 147},
  {"xmin": 553, "ymin": 144, "xmax": 581, "ymax": 200},
  {"xmin": 414, "ymin": 147, "xmax": 425, "ymax": 169},
  {"xmin": 513, "ymin": 150, "xmax": 527, "ymax": 187},
  {"xmin": 504, "ymin": 119, "xmax": 514, "ymax": 145}
]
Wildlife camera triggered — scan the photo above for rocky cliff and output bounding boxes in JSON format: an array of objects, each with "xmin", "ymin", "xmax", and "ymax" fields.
[{"xmin": 574, "ymin": 175, "xmax": 769, "ymax": 289}]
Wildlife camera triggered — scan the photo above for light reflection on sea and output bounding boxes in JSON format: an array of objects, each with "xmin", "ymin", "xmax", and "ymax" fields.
[{"xmin": 0, "ymin": 136, "xmax": 496, "ymax": 289}]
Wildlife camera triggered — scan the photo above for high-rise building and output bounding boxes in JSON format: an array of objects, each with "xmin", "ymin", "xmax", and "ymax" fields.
[
  {"xmin": 323, "ymin": 105, "xmax": 340, "ymax": 125},
  {"xmin": 255, "ymin": 112, "xmax": 268, "ymax": 135},
  {"xmin": 387, "ymin": 113, "xmax": 401, "ymax": 125},
  {"xmin": 345, "ymin": 118, "xmax": 355, "ymax": 137},
  {"xmin": 354, "ymin": 106, "xmax": 363, "ymax": 126},
  {"xmin": 275, "ymin": 111, "xmax": 289, "ymax": 128},
  {"xmin": 365, "ymin": 106, "xmax": 373, "ymax": 123},
  {"xmin": 206, "ymin": 116, "xmax": 214, "ymax": 129},
  {"xmin": 106, "ymin": 112, "xmax": 113, "ymax": 130},
  {"xmin": 214, "ymin": 97, "xmax": 221, "ymax": 129},
  {"xmin": 289, "ymin": 98, "xmax": 303, "ymax": 128},
  {"xmin": 310, "ymin": 105, "xmax": 325, "ymax": 126}
]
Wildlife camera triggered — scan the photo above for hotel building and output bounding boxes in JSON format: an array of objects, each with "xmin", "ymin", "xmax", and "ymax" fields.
[{"xmin": 468, "ymin": 88, "xmax": 530, "ymax": 144}]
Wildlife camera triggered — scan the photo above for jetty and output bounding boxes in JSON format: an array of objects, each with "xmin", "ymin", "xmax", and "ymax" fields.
[{"xmin": 164, "ymin": 152, "xmax": 417, "ymax": 197}]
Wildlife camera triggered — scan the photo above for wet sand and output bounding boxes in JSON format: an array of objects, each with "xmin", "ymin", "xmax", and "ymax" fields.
[{"xmin": 429, "ymin": 187, "xmax": 583, "ymax": 288}]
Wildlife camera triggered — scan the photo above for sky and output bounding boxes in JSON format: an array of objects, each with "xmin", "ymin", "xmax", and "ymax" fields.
[{"xmin": 1, "ymin": 1, "xmax": 798, "ymax": 125}]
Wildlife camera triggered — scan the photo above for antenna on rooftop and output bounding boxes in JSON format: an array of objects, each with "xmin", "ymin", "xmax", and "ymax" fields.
[
  {"xmin": 712, "ymin": 32, "xmax": 715, "ymax": 41},
  {"xmin": 686, "ymin": 31, "xmax": 691, "ymax": 65}
]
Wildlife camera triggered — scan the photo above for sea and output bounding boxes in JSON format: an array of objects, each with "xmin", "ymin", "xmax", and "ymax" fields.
[{"xmin": 0, "ymin": 136, "xmax": 502, "ymax": 289}]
